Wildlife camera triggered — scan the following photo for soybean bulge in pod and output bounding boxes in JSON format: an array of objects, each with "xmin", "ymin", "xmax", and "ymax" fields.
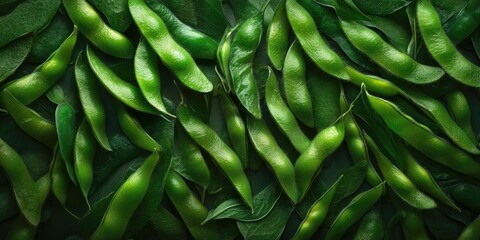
[{"xmin": 129, "ymin": 0, "xmax": 213, "ymax": 93}]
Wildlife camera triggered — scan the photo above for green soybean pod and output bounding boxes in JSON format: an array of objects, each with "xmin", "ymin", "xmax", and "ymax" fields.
[
  {"xmin": 283, "ymin": 40, "xmax": 314, "ymax": 127},
  {"xmin": 402, "ymin": 209, "xmax": 429, "ymax": 240},
  {"xmin": 398, "ymin": 143, "xmax": 460, "ymax": 211},
  {"xmin": 353, "ymin": 208, "xmax": 384, "ymax": 240},
  {"xmin": 267, "ymin": 0, "xmax": 289, "ymax": 70},
  {"xmin": 145, "ymin": 1, "xmax": 218, "ymax": 59},
  {"xmin": 339, "ymin": 96, "xmax": 382, "ymax": 187},
  {"xmin": 417, "ymin": 0, "xmax": 480, "ymax": 87},
  {"xmin": 219, "ymin": 92, "xmax": 248, "ymax": 168},
  {"xmin": 292, "ymin": 176, "xmax": 343, "ymax": 240},
  {"xmin": 86, "ymin": 46, "xmax": 161, "ymax": 115},
  {"xmin": 2, "ymin": 90, "xmax": 57, "ymax": 148},
  {"xmin": 0, "ymin": 138, "xmax": 43, "ymax": 226},
  {"xmin": 164, "ymin": 171, "xmax": 220, "ymax": 240},
  {"xmin": 444, "ymin": 0, "xmax": 480, "ymax": 45},
  {"xmin": 134, "ymin": 38, "xmax": 174, "ymax": 118},
  {"xmin": 173, "ymin": 123, "xmax": 210, "ymax": 190},
  {"xmin": 340, "ymin": 20, "xmax": 444, "ymax": 84},
  {"xmin": 366, "ymin": 93, "xmax": 480, "ymax": 180},
  {"xmin": 74, "ymin": 120, "xmax": 96, "ymax": 203},
  {"xmin": 286, "ymin": 0, "xmax": 348, "ymax": 80},
  {"xmin": 217, "ymin": 28, "xmax": 234, "ymax": 90},
  {"xmin": 177, "ymin": 105, "xmax": 253, "ymax": 208},
  {"xmin": 265, "ymin": 67, "xmax": 311, "ymax": 153},
  {"xmin": 115, "ymin": 102, "xmax": 161, "ymax": 152},
  {"xmin": 325, "ymin": 182, "xmax": 385, "ymax": 240},
  {"xmin": 345, "ymin": 66, "xmax": 402, "ymax": 97},
  {"xmin": 402, "ymin": 87, "xmax": 480, "ymax": 155},
  {"xmin": 91, "ymin": 151, "xmax": 159, "ymax": 240},
  {"xmin": 445, "ymin": 90, "xmax": 476, "ymax": 143},
  {"xmin": 247, "ymin": 116, "xmax": 298, "ymax": 203},
  {"xmin": 129, "ymin": 0, "xmax": 213, "ymax": 93},
  {"xmin": 51, "ymin": 145, "xmax": 70, "ymax": 206},
  {"xmin": 75, "ymin": 52, "xmax": 111, "ymax": 151},
  {"xmin": 458, "ymin": 215, "xmax": 480, "ymax": 240},
  {"xmin": 63, "ymin": 0, "xmax": 134, "ymax": 59},
  {"xmin": 229, "ymin": 13, "xmax": 263, "ymax": 119},
  {"xmin": 295, "ymin": 121, "xmax": 345, "ymax": 201},
  {"xmin": 4, "ymin": 27, "xmax": 77, "ymax": 105},
  {"xmin": 365, "ymin": 134, "xmax": 436, "ymax": 210}
]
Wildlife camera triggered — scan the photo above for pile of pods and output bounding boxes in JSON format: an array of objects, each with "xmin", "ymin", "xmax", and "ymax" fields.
[{"xmin": 1, "ymin": 0, "xmax": 480, "ymax": 239}]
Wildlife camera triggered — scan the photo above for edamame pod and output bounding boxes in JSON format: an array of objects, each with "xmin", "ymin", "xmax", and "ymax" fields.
[
  {"xmin": 74, "ymin": 120, "xmax": 96, "ymax": 203},
  {"xmin": 4, "ymin": 27, "xmax": 77, "ymax": 105},
  {"xmin": 365, "ymin": 134, "xmax": 437, "ymax": 210},
  {"xmin": 91, "ymin": 151, "xmax": 160, "ymax": 240},
  {"xmin": 265, "ymin": 67, "xmax": 311, "ymax": 153},
  {"xmin": 445, "ymin": 90, "xmax": 476, "ymax": 142},
  {"xmin": 0, "ymin": 138, "xmax": 45, "ymax": 226},
  {"xmin": 145, "ymin": 1, "xmax": 218, "ymax": 59},
  {"xmin": 134, "ymin": 38, "xmax": 174, "ymax": 118},
  {"xmin": 267, "ymin": 0, "xmax": 289, "ymax": 70},
  {"xmin": 286, "ymin": 0, "xmax": 348, "ymax": 80},
  {"xmin": 2, "ymin": 90, "xmax": 57, "ymax": 148},
  {"xmin": 417, "ymin": 0, "xmax": 480, "ymax": 87},
  {"xmin": 398, "ymin": 143, "xmax": 460, "ymax": 211},
  {"xmin": 219, "ymin": 92, "xmax": 248, "ymax": 168},
  {"xmin": 341, "ymin": 20, "xmax": 444, "ymax": 84},
  {"xmin": 340, "ymin": 95, "xmax": 382, "ymax": 186},
  {"xmin": 247, "ymin": 116, "xmax": 298, "ymax": 203},
  {"xmin": 295, "ymin": 121, "xmax": 344, "ymax": 201},
  {"xmin": 283, "ymin": 40, "xmax": 314, "ymax": 127},
  {"xmin": 165, "ymin": 171, "xmax": 221, "ymax": 240},
  {"xmin": 366, "ymin": 93, "xmax": 480, "ymax": 180},
  {"xmin": 458, "ymin": 215, "xmax": 480, "ymax": 240},
  {"xmin": 115, "ymin": 102, "xmax": 161, "ymax": 152},
  {"xmin": 345, "ymin": 66, "xmax": 401, "ymax": 97},
  {"xmin": 129, "ymin": 0, "xmax": 213, "ymax": 93},
  {"xmin": 292, "ymin": 176, "xmax": 343, "ymax": 240},
  {"xmin": 86, "ymin": 46, "xmax": 161, "ymax": 115},
  {"xmin": 75, "ymin": 52, "xmax": 111, "ymax": 151},
  {"xmin": 63, "ymin": 0, "xmax": 133, "ymax": 59},
  {"xmin": 177, "ymin": 105, "xmax": 253, "ymax": 208},
  {"xmin": 325, "ymin": 182, "xmax": 385, "ymax": 240}
]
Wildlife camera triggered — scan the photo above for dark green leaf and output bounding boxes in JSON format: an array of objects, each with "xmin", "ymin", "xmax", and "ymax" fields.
[
  {"xmin": 204, "ymin": 183, "xmax": 282, "ymax": 223},
  {"xmin": 237, "ymin": 195, "xmax": 294, "ymax": 240},
  {"xmin": 0, "ymin": 35, "xmax": 32, "ymax": 83},
  {"xmin": 351, "ymin": 0, "xmax": 413, "ymax": 15},
  {"xmin": 27, "ymin": 14, "xmax": 72, "ymax": 63},
  {"xmin": 87, "ymin": 0, "xmax": 132, "ymax": 32},
  {"xmin": 0, "ymin": 0, "xmax": 61, "ymax": 48}
]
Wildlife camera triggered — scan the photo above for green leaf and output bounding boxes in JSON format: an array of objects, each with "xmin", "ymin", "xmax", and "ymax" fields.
[
  {"xmin": 0, "ymin": 35, "xmax": 32, "ymax": 83},
  {"xmin": 87, "ymin": 0, "xmax": 132, "ymax": 32},
  {"xmin": 0, "ymin": 0, "xmax": 61, "ymax": 48},
  {"xmin": 351, "ymin": 0, "xmax": 414, "ymax": 15},
  {"xmin": 324, "ymin": 161, "xmax": 367, "ymax": 225},
  {"xmin": 27, "ymin": 14, "xmax": 72, "ymax": 63},
  {"xmin": 237, "ymin": 195, "xmax": 294, "ymax": 240},
  {"xmin": 55, "ymin": 103, "xmax": 77, "ymax": 184},
  {"xmin": 204, "ymin": 183, "xmax": 282, "ymax": 223},
  {"xmin": 124, "ymin": 114, "xmax": 174, "ymax": 236}
]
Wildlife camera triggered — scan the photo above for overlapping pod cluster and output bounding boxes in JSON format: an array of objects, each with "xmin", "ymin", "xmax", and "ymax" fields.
[{"xmin": 0, "ymin": 0, "xmax": 480, "ymax": 239}]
